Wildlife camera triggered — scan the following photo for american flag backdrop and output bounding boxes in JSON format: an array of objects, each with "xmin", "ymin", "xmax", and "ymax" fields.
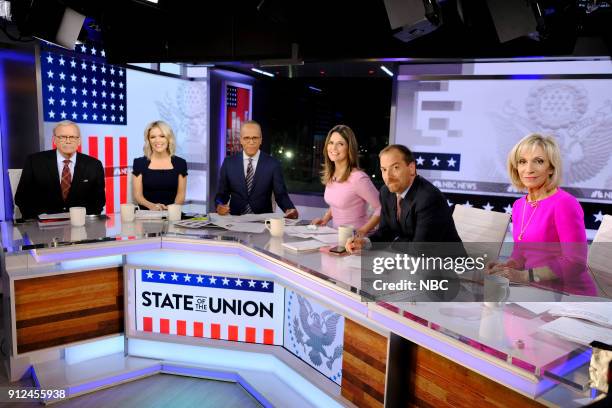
[
  {"xmin": 40, "ymin": 42, "xmax": 129, "ymax": 214},
  {"xmin": 224, "ymin": 83, "xmax": 251, "ymax": 157},
  {"xmin": 40, "ymin": 43, "xmax": 127, "ymax": 125}
]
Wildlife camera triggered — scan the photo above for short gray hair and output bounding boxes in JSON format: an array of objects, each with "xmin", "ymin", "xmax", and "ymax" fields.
[{"xmin": 53, "ymin": 120, "xmax": 81, "ymax": 138}]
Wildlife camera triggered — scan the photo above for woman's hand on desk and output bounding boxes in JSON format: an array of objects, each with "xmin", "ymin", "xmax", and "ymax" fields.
[
  {"xmin": 485, "ymin": 258, "xmax": 519, "ymax": 273},
  {"xmin": 311, "ymin": 218, "xmax": 327, "ymax": 226},
  {"xmin": 148, "ymin": 203, "xmax": 167, "ymax": 211},
  {"xmin": 489, "ymin": 266, "xmax": 529, "ymax": 284}
]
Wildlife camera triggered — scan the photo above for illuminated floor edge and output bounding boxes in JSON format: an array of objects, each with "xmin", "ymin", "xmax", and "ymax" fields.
[{"xmin": 31, "ymin": 343, "xmax": 344, "ymax": 407}]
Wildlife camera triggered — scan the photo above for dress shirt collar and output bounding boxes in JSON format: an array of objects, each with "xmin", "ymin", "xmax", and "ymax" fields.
[
  {"xmin": 243, "ymin": 150, "xmax": 260, "ymax": 162},
  {"xmin": 57, "ymin": 150, "xmax": 76, "ymax": 166}
]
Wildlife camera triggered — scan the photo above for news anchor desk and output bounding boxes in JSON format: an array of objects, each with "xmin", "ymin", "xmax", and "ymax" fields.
[{"xmin": 0, "ymin": 217, "xmax": 598, "ymax": 407}]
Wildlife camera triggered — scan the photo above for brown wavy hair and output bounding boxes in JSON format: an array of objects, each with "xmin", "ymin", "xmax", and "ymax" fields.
[{"xmin": 320, "ymin": 125, "xmax": 360, "ymax": 185}]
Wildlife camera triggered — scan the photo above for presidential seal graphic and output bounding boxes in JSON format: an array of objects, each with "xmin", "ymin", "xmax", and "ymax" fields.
[
  {"xmin": 285, "ymin": 291, "xmax": 344, "ymax": 384},
  {"xmin": 491, "ymin": 82, "xmax": 612, "ymax": 184},
  {"xmin": 155, "ymin": 82, "xmax": 208, "ymax": 162}
]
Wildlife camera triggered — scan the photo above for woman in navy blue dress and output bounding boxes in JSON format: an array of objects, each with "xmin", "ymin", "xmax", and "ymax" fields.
[{"xmin": 132, "ymin": 121, "xmax": 188, "ymax": 210}]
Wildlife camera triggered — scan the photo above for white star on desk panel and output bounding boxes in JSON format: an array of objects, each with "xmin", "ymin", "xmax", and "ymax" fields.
[{"xmin": 40, "ymin": 43, "xmax": 126, "ymax": 125}]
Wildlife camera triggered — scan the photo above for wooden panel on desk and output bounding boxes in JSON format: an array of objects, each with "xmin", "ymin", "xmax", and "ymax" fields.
[
  {"xmin": 407, "ymin": 345, "xmax": 544, "ymax": 408},
  {"xmin": 341, "ymin": 318, "xmax": 387, "ymax": 408},
  {"xmin": 14, "ymin": 267, "xmax": 123, "ymax": 354}
]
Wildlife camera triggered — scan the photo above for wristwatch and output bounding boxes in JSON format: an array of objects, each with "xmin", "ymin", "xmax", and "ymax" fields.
[{"xmin": 528, "ymin": 268, "xmax": 540, "ymax": 283}]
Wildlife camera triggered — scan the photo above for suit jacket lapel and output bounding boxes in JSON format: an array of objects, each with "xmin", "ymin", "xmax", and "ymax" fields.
[
  {"xmin": 397, "ymin": 176, "xmax": 421, "ymax": 229},
  {"xmin": 235, "ymin": 153, "xmax": 248, "ymax": 196},
  {"xmin": 249, "ymin": 152, "xmax": 265, "ymax": 194},
  {"xmin": 68, "ymin": 153, "xmax": 85, "ymax": 200},
  {"xmin": 47, "ymin": 150, "xmax": 63, "ymax": 200}
]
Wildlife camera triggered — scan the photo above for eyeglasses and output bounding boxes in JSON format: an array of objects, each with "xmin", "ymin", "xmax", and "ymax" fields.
[
  {"xmin": 241, "ymin": 136, "xmax": 261, "ymax": 143},
  {"xmin": 56, "ymin": 135, "xmax": 80, "ymax": 142}
]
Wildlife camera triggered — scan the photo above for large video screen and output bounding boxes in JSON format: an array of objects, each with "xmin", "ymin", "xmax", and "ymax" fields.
[
  {"xmin": 40, "ymin": 43, "xmax": 209, "ymax": 214},
  {"xmin": 393, "ymin": 60, "xmax": 612, "ymax": 228}
]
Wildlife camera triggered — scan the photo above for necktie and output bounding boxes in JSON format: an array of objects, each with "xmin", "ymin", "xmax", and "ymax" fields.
[
  {"xmin": 244, "ymin": 158, "xmax": 254, "ymax": 214},
  {"xmin": 61, "ymin": 159, "xmax": 72, "ymax": 201},
  {"xmin": 396, "ymin": 194, "xmax": 402, "ymax": 222}
]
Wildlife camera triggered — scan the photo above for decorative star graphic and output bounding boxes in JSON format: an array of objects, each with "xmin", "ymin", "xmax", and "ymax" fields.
[
  {"xmin": 146, "ymin": 271, "xmax": 153, "ymax": 279},
  {"xmin": 159, "ymin": 272, "xmax": 166, "ymax": 280},
  {"xmin": 248, "ymin": 280, "xmax": 256, "ymax": 287},
  {"xmin": 416, "ymin": 156, "xmax": 425, "ymax": 166},
  {"xmin": 209, "ymin": 276, "xmax": 217, "ymax": 284},
  {"xmin": 222, "ymin": 277, "xmax": 230, "ymax": 285},
  {"xmin": 593, "ymin": 211, "xmax": 604, "ymax": 223},
  {"xmin": 482, "ymin": 202, "xmax": 494, "ymax": 211},
  {"xmin": 447, "ymin": 157, "xmax": 457, "ymax": 167},
  {"xmin": 464, "ymin": 200, "xmax": 473, "ymax": 208},
  {"xmin": 504, "ymin": 204, "xmax": 513, "ymax": 214},
  {"xmin": 171, "ymin": 273, "xmax": 178, "ymax": 281},
  {"xmin": 235, "ymin": 278, "xmax": 243, "ymax": 286},
  {"xmin": 196, "ymin": 275, "xmax": 204, "ymax": 283},
  {"xmin": 261, "ymin": 281, "xmax": 270, "ymax": 289},
  {"xmin": 184, "ymin": 274, "xmax": 191, "ymax": 282},
  {"xmin": 431, "ymin": 157, "xmax": 440, "ymax": 166}
]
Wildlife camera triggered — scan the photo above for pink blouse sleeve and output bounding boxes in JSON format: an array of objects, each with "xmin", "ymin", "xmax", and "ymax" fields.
[{"xmin": 353, "ymin": 172, "xmax": 381, "ymax": 216}]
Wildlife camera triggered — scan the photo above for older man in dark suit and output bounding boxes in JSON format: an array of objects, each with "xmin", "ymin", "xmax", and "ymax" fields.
[
  {"xmin": 15, "ymin": 120, "xmax": 105, "ymax": 219},
  {"xmin": 347, "ymin": 144, "xmax": 461, "ymax": 252},
  {"xmin": 215, "ymin": 120, "xmax": 298, "ymax": 218}
]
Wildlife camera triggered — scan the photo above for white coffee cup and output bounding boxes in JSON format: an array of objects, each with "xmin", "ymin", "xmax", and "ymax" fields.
[
  {"xmin": 338, "ymin": 224, "xmax": 354, "ymax": 247},
  {"xmin": 484, "ymin": 275, "xmax": 510, "ymax": 308},
  {"xmin": 167, "ymin": 204, "xmax": 182, "ymax": 221},
  {"xmin": 265, "ymin": 218, "xmax": 285, "ymax": 237},
  {"xmin": 478, "ymin": 307, "xmax": 505, "ymax": 343},
  {"xmin": 70, "ymin": 226, "xmax": 87, "ymax": 242},
  {"xmin": 120, "ymin": 203, "xmax": 136, "ymax": 222},
  {"xmin": 69, "ymin": 207, "xmax": 86, "ymax": 227}
]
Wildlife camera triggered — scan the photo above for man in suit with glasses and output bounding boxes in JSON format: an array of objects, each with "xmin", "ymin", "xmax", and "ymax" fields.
[
  {"xmin": 215, "ymin": 120, "xmax": 298, "ymax": 218},
  {"xmin": 15, "ymin": 120, "xmax": 106, "ymax": 219}
]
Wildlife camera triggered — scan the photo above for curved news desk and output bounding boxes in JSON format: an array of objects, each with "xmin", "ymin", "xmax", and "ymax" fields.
[{"xmin": 0, "ymin": 216, "xmax": 599, "ymax": 407}]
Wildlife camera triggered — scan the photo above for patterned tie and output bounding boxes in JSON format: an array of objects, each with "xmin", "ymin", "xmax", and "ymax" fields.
[
  {"xmin": 396, "ymin": 194, "xmax": 402, "ymax": 222},
  {"xmin": 243, "ymin": 157, "xmax": 254, "ymax": 214},
  {"xmin": 61, "ymin": 159, "xmax": 72, "ymax": 201}
]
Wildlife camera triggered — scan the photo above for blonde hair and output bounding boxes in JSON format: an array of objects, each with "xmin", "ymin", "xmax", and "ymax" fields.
[
  {"xmin": 320, "ymin": 125, "xmax": 360, "ymax": 185},
  {"xmin": 507, "ymin": 133, "xmax": 562, "ymax": 191},
  {"xmin": 53, "ymin": 120, "xmax": 81, "ymax": 138},
  {"xmin": 143, "ymin": 120, "xmax": 176, "ymax": 159}
]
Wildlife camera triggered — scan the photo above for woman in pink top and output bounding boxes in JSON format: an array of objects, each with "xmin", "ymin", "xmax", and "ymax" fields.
[
  {"xmin": 311, "ymin": 125, "xmax": 381, "ymax": 238},
  {"xmin": 488, "ymin": 134, "xmax": 595, "ymax": 295}
]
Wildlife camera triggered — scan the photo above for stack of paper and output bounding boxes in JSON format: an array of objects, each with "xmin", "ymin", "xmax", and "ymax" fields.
[
  {"xmin": 282, "ymin": 240, "xmax": 328, "ymax": 252},
  {"xmin": 135, "ymin": 210, "xmax": 167, "ymax": 219},
  {"xmin": 38, "ymin": 213, "xmax": 70, "ymax": 228},
  {"xmin": 548, "ymin": 303, "xmax": 612, "ymax": 328},
  {"xmin": 540, "ymin": 317, "xmax": 612, "ymax": 346}
]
